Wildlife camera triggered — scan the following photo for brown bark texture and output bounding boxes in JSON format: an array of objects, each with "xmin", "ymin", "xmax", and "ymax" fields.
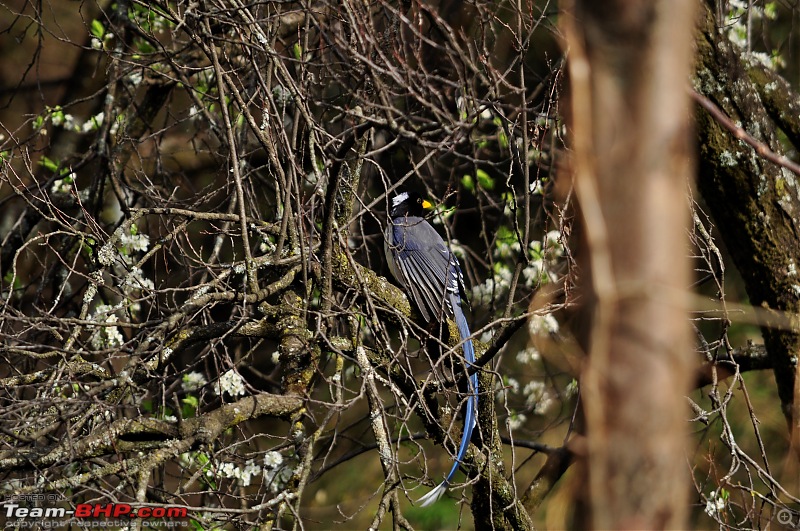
[{"xmin": 567, "ymin": 1, "xmax": 697, "ymax": 528}]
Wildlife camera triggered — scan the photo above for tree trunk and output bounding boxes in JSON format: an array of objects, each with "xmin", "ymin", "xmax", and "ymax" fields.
[{"xmin": 565, "ymin": 1, "xmax": 697, "ymax": 528}]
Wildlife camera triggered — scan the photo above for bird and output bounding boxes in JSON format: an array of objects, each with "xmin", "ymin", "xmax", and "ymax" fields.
[{"xmin": 383, "ymin": 190, "xmax": 478, "ymax": 506}]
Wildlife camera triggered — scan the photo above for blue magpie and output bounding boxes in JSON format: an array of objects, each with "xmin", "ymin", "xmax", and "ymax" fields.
[{"xmin": 384, "ymin": 191, "xmax": 478, "ymax": 506}]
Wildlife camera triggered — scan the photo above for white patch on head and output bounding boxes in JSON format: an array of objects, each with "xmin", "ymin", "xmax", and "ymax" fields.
[{"xmin": 391, "ymin": 192, "xmax": 409, "ymax": 207}]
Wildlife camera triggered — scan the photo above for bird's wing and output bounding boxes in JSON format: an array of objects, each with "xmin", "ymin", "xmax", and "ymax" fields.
[{"xmin": 387, "ymin": 217, "xmax": 452, "ymax": 322}]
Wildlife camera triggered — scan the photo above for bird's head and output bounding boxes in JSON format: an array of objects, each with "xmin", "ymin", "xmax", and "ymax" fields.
[{"xmin": 389, "ymin": 191, "xmax": 433, "ymax": 218}]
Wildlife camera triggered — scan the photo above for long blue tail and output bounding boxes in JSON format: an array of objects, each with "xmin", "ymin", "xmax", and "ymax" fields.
[{"xmin": 417, "ymin": 295, "xmax": 478, "ymax": 506}]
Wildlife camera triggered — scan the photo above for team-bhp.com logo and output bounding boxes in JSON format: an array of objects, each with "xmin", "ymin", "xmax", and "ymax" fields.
[
  {"xmin": 3, "ymin": 496, "xmax": 188, "ymax": 528},
  {"xmin": 6, "ymin": 503, "xmax": 187, "ymax": 519}
]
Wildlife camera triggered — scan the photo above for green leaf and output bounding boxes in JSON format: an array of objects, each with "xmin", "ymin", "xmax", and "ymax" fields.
[
  {"xmin": 461, "ymin": 174, "xmax": 475, "ymax": 192},
  {"xmin": 182, "ymin": 395, "xmax": 199, "ymax": 408},
  {"xmin": 135, "ymin": 38, "xmax": 155, "ymax": 54},
  {"xmin": 90, "ymin": 19, "xmax": 105, "ymax": 39},
  {"xmin": 476, "ymin": 168, "xmax": 494, "ymax": 190},
  {"xmin": 496, "ymin": 225, "xmax": 516, "ymax": 245},
  {"xmin": 529, "ymin": 240, "xmax": 543, "ymax": 260},
  {"xmin": 39, "ymin": 156, "xmax": 59, "ymax": 173},
  {"xmin": 182, "ymin": 395, "xmax": 199, "ymax": 417},
  {"xmin": 498, "ymin": 129, "xmax": 508, "ymax": 149}
]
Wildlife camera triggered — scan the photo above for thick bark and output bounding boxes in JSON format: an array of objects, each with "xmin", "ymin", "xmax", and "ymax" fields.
[
  {"xmin": 566, "ymin": 1, "xmax": 696, "ymax": 528},
  {"xmin": 694, "ymin": 0, "xmax": 800, "ymax": 432}
]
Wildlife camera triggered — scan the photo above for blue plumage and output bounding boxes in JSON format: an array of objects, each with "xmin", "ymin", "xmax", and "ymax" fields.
[{"xmin": 383, "ymin": 191, "xmax": 478, "ymax": 506}]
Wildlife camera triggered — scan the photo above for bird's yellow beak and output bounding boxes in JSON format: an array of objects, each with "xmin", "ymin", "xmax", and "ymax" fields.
[{"xmin": 421, "ymin": 199, "xmax": 433, "ymax": 210}]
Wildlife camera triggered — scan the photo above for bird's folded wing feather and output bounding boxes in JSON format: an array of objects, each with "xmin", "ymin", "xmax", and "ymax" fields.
[{"xmin": 389, "ymin": 219, "xmax": 453, "ymax": 322}]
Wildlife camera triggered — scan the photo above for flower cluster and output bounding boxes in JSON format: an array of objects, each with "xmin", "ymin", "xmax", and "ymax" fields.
[
  {"xmin": 500, "ymin": 310, "xmax": 562, "ymax": 433},
  {"xmin": 181, "ymin": 450, "xmax": 293, "ymax": 492},
  {"xmin": 523, "ymin": 380, "xmax": 554, "ymax": 415},
  {"xmin": 43, "ymin": 108, "xmax": 106, "ymax": 134},
  {"xmin": 704, "ymin": 489, "xmax": 728, "ymax": 518},
  {"xmin": 88, "ymin": 224, "xmax": 153, "ymax": 349},
  {"xmin": 215, "ymin": 370, "xmax": 247, "ymax": 397},
  {"xmin": 120, "ymin": 231, "xmax": 150, "ymax": 254},
  {"xmin": 88, "ymin": 304, "xmax": 124, "ymax": 350},
  {"xmin": 217, "ymin": 460, "xmax": 263, "ymax": 487},
  {"xmin": 182, "ymin": 372, "xmax": 208, "ymax": 392},
  {"xmin": 471, "ymin": 229, "xmax": 564, "ymax": 308}
]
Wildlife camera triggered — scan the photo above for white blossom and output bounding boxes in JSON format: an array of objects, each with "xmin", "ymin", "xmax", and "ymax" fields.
[
  {"xmin": 50, "ymin": 173, "xmax": 75, "ymax": 194},
  {"xmin": 62, "ymin": 114, "xmax": 76, "ymax": 130},
  {"xmin": 82, "ymin": 112, "xmax": 104, "ymax": 132},
  {"xmin": 182, "ymin": 371, "xmax": 208, "ymax": 392},
  {"xmin": 237, "ymin": 460, "xmax": 262, "ymax": 487},
  {"xmin": 92, "ymin": 304, "xmax": 115, "ymax": 318},
  {"xmin": 704, "ymin": 490, "xmax": 726, "ymax": 517},
  {"xmin": 524, "ymin": 380, "xmax": 554, "ymax": 414},
  {"xmin": 123, "ymin": 267, "xmax": 155, "ymax": 292},
  {"xmin": 121, "ymin": 229, "xmax": 150, "ymax": 253},
  {"xmin": 263, "ymin": 451, "xmax": 283, "ymax": 468},
  {"xmin": 522, "ymin": 260, "xmax": 544, "ymax": 285},
  {"xmin": 178, "ymin": 452, "xmax": 193, "ymax": 469},
  {"xmin": 471, "ymin": 266, "xmax": 512, "ymax": 307},
  {"xmin": 109, "ymin": 116, "xmax": 122, "ymax": 135},
  {"xmin": 105, "ymin": 322, "xmax": 124, "ymax": 346},
  {"xmin": 508, "ymin": 412, "xmax": 527, "ymax": 431},
  {"xmin": 516, "ymin": 346, "xmax": 541, "ymax": 364},
  {"xmin": 126, "ymin": 71, "xmax": 143, "ymax": 85},
  {"xmin": 216, "ymin": 370, "xmax": 246, "ymax": 397},
  {"xmin": 218, "ymin": 462, "xmax": 237, "ymax": 478},
  {"xmin": 89, "ymin": 305, "xmax": 124, "ymax": 349},
  {"xmin": 265, "ymin": 465, "xmax": 293, "ymax": 493},
  {"xmin": 544, "ymin": 230, "xmax": 563, "ymax": 255},
  {"xmin": 528, "ymin": 313, "xmax": 559, "ymax": 336},
  {"xmin": 506, "ymin": 377, "xmax": 520, "ymax": 394}
]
